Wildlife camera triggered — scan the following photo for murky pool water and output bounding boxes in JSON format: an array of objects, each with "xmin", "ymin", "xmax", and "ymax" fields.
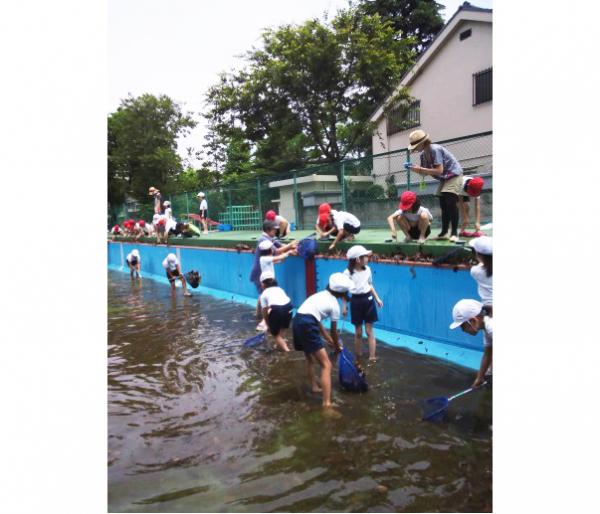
[{"xmin": 108, "ymin": 270, "xmax": 492, "ymax": 512}]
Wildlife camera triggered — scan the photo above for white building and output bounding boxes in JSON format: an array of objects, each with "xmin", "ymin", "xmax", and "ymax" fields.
[{"xmin": 370, "ymin": 2, "xmax": 492, "ymax": 158}]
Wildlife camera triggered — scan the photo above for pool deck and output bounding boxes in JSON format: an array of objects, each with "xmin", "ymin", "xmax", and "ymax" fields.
[{"xmin": 109, "ymin": 226, "xmax": 492, "ymax": 259}]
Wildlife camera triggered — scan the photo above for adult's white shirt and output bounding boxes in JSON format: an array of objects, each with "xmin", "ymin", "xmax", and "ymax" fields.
[
  {"xmin": 331, "ymin": 210, "xmax": 360, "ymax": 230},
  {"xmin": 297, "ymin": 290, "xmax": 340, "ymax": 322},
  {"xmin": 260, "ymin": 287, "xmax": 291, "ymax": 308},
  {"xmin": 470, "ymin": 263, "xmax": 493, "ymax": 305},
  {"xmin": 343, "ymin": 266, "xmax": 372, "ymax": 294},
  {"xmin": 391, "ymin": 206, "xmax": 433, "ymax": 224}
]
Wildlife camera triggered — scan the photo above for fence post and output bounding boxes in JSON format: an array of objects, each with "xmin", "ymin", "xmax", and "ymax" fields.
[
  {"xmin": 341, "ymin": 162, "xmax": 347, "ymax": 211},
  {"xmin": 293, "ymin": 172, "xmax": 299, "ymax": 230},
  {"xmin": 257, "ymin": 179, "xmax": 262, "ymax": 215},
  {"xmin": 185, "ymin": 191, "xmax": 189, "ymax": 218},
  {"xmin": 405, "ymin": 149, "xmax": 411, "ymax": 192}
]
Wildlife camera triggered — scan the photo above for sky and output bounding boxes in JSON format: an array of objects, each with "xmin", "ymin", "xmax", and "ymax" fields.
[{"xmin": 109, "ymin": 0, "xmax": 493, "ymax": 165}]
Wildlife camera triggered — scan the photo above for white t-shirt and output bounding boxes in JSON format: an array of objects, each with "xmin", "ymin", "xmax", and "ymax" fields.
[
  {"xmin": 297, "ymin": 290, "xmax": 340, "ymax": 322},
  {"xmin": 199, "ymin": 199, "xmax": 208, "ymax": 211},
  {"xmin": 273, "ymin": 215, "xmax": 286, "ymax": 228},
  {"xmin": 470, "ymin": 263, "xmax": 493, "ymax": 305},
  {"xmin": 331, "ymin": 210, "xmax": 360, "ymax": 230},
  {"xmin": 260, "ymin": 286, "xmax": 291, "ymax": 308},
  {"xmin": 162, "ymin": 256, "xmax": 178, "ymax": 271},
  {"xmin": 164, "ymin": 207, "xmax": 173, "ymax": 219},
  {"xmin": 259, "ymin": 256, "xmax": 275, "ymax": 275},
  {"xmin": 392, "ymin": 206, "xmax": 433, "ymax": 224},
  {"xmin": 343, "ymin": 266, "xmax": 372, "ymax": 294},
  {"xmin": 483, "ymin": 316, "xmax": 493, "ymax": 347}
]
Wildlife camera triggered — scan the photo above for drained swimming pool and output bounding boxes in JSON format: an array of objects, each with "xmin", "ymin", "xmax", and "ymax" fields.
[{"xmin": 108, "ymin": 270, "xmax": 492, "ymax": 512}]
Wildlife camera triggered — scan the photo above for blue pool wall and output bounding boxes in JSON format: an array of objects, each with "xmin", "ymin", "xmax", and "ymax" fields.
[{"xmin": 108, "ymin": 242, "xmax": 484, "ymax": 370}]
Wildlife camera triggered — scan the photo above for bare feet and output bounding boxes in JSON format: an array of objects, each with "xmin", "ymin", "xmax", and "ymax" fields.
[
  {"xmin": 322, "ymin": 405, "xmax": 342, "ymax": 419},
  {"xmin": 311, "ymin": 385, "xmax": 323, "ymax": 393}
]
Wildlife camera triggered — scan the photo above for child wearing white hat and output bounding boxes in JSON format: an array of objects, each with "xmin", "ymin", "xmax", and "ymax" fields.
[
  {"xmin": 292, "ymin": 272, "xmax": 354, "ymax": 409},
  {"xmin": 450, "ymin": 299, "xmax": 492, "ymax": 387},
  {"xmin": 126, "ymin": 249, "xmax": 142, "ymax": 279},
  {"xmin": 469, "ymin": 236, "xmax": 493, "ymax": 309},
  {"xmin": 162, "ymin": 253, "xmax": 191, "ymax": 296},
  {"xmin": 196, "ymin": 192, "xmax": 208, "ymax": 234},
  {"xmin": 255, "ymin": 239, "xmax": 296, "ymax": 331},
  {"xmin": 259, "ymin": 270, "xmax": 293, "ymax": 351},
  {"xmin": 343, "ymin": 245, "xmax": 384, "ymax": 361}
]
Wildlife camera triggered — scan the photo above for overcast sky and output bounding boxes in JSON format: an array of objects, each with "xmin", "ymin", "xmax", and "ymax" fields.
[{"xmin": 109, "ymin": 0, "xmax": 493, "ymax": 164}]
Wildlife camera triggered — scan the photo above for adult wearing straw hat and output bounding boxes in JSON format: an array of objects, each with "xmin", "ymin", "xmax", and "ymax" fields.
[
  {"xmin": 405, "ymin": 129, "xmax": 463, "ymax": 242},
  {"xmin": 196, "ymin": 192, "xmax": 209, "ymax": 234},
  {"xmin": 148, "ymin": 186, "xmax": 163, "ymax": 215}
]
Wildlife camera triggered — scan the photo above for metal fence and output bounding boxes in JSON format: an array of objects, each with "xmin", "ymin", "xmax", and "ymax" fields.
[{"xmin": 108, "ymin": 131, "xmax": 492, "ymax": 230}]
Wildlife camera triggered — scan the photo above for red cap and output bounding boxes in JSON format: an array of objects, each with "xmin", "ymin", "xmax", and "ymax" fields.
[
  {"xmin": 466, "ymin": 177, "xmax": 484, "ymax": 197},
  {"xmin": 138, "ymin": 220, "xmax": 146, "ymax": 227},
  {"xmin": 318, "ymin": 213, "xmax": 330, "ymax": 228},
  {"xmin": 265, "ymin": 210, "xmax": 276, "ymax": 220},
  {"xmin": 318, "ymin": 203, "xmax": 331, "ymax": 214},
  {"xmin": 157, "ymin": 219, "xmax": 165, "ymax": 226},
  {"xmin": 399, "ymin": 191, "xmax": 417, "ymax": 211},
  {"xmin": 112, "ymin": 224, "xmax": 120, "ymax": 231}
]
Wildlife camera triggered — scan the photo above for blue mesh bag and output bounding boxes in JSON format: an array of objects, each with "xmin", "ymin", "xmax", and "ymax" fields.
[
  {"xmin": 297, "ymin": 236, "xmax": 317, "ymax": 259},
  {"xmin": 338, "ymin": 347, "xmax": 368, "ymax": 393}
]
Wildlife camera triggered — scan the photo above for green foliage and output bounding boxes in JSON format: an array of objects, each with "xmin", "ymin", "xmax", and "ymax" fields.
[
  {"xmin": 107, "ymin": 94, "xmax": 196, "ymax": 204},
  {"xmin": 356, "ymin": 0, "xmax": 445, "ymax": 54},
  {"xmin": 204, "ymin": 7, "xmax": 416, "ymax": 174}
]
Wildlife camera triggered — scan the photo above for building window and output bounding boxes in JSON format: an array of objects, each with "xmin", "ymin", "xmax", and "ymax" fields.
[
  {"xmin": 387, "ymin": 99, "xmax": 421, "ymax": 135},
  {"xmin": 460, "ymin": 28, "xmax": 472, "ymax": 41},
  {"xmin": 473, "ymin": 67, "xmax": 492, "ymax": 105}
]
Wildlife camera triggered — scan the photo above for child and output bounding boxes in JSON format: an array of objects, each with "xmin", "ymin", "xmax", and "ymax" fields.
[
  {"xmin": 256, "ymin": 239, "xmax": 296, "ymax": 330},
  {"xmin": 153, "ymin": 214, "xmax": 167, "ymax": 244},
  {"xmin": 386, "ymin": 191, "xmax": 433, "ymax": 243},
  {"xmin": 163, "ymin": 201, "xmax": 173, "ymax": 220},
  {"xmin": 135, "ymin": 219, "xmax": 148, "ymax": 240},
  {"xmin": 126, "ymin": 249, "xmax": 142, "ymax": 279},
  {"xmin": 265, "ymin": 210, "xmax": 290, "ymax": 238},
  {"xmin": 459, "ymin": 176, "xmax": 484, "ymax": 236},
  {"xmin": 162, "ymin": 253, "xmax": 191, "ymax": 296},
  {"xmin": 327, "ymin": 209, "xmax": 361, "ymax": 250},
  {"xmin": 316, "ymin": 212, "xmax": 337, "ymax": 240},
  {"xmin": 259, "ymin": 270, "xmax": 293, "ymax": 352},
  {"xmin": 292, "ymin": 272, "xmax": 354, "ymax": 408},
  {"xmin": 197, "ymin": 192, "xmax": 209, "ymax": 234},
  {"xmin": 343, "ymin": 245, "xmax": 384, "ymax": 361},
  {"xmin": 110, "ymin": 224, "xmax": 121, "ymax": 240},
  {"xmin": 449, "ymin": 299, "xmax": 492, "ymax": 387},
  {"xmin": 469, "ymin": 236, "xmax": 493, "ymax": 308},
  {"xmin": 249, "ymin": 221, "xmax": 298, "ymax": 329}
]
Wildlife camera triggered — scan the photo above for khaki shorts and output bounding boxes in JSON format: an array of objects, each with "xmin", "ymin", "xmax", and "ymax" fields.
[{"xmin": 435, "ymin": 174, "xmax": 463, "ymax": 196}]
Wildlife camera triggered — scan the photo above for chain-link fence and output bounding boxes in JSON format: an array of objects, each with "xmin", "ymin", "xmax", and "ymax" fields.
[{"xmin": 108, "ymin": 131, "xmax": 492, "ymax": 230}]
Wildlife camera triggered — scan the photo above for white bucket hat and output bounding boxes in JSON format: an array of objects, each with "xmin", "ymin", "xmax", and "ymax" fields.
[
  {"xmin": 469, "ymin": 236, "xmax": 493, "ymax": 255},
  {"xmin": 328, "ymin": 272, "xmax": 354, "ymax": 293},
  {"xmin": 258, "ymin": 240, "xmax": 274, "ymax": 251},
  {"xmin": 132, "ymin": 249, "xmax": 140, "ymax": 258},
  {"xmin": 260, "ymin": 270, "xmax": 275, "ymax": 282},
  {"xmin": 449, "ymin": 299, "xmax": 484, "ymax": 329},
  {"xmin": 197, "ymin": 192, "xmax": 205, "ymax": 197},
  {"xmin": 346, "ymin": 245, "xmax": 372, "ymax": 260},
  {"xmin": 166, "ymin": 253, "xmax": 177, "ymax": 263},
  {"xmin": 163, "ymin": 200, "xmax": 171, "ymax": 207},
  {"xmin": 408, "ymin": 129, "xmax": 430, "ymax": 151}
]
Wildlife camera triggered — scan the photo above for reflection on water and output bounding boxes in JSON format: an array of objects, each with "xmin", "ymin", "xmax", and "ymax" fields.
[{"xmin": 108, "ymin": 270, "xmax": 492, "ymax": 512}]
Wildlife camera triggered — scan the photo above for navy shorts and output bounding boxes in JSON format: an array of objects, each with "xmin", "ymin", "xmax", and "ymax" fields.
[
  {"xmin": 343, "ymin": 223, "xmax": 361, "ymax": 235},
  {"xmin": 267, "ymin": 303, "xmax": 293, "ymax": 336},
  {"xmin": 292, "ymin": 313, "xmax": 324, "ymax": 355},
  {"xmin": 350, "ymin": 293, "xmax": 378, "ymax": 326},
  {"xmin": 128, "ymin": 258, "xmax": 138, "ymax": 267},
  {"xmin": 166, "ymin": 269, "xmax": 181, "ymax": 281},
  {"xmin": 408, "ymin": 225, "xmax": 432, "ymax": 240}
]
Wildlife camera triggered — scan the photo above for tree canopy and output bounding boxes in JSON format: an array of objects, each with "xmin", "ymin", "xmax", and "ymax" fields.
[
  {"xmin": 204, "ymin": 7, "xmax": 417, "ymax": 173},
  {"xmin": 107, "ymin": 94, "xmax": 196, "ymax": 205}
]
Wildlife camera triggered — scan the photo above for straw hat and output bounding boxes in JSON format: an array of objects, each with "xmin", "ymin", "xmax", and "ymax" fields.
[{"xmin": 408, "ymin": 129, "xmax": 430, "ymax": 151}]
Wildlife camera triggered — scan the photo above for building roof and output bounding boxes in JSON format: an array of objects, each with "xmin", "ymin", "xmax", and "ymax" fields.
[{"xmin": 369, "ymin": 2, "xmax": 492, "ymax": 123}]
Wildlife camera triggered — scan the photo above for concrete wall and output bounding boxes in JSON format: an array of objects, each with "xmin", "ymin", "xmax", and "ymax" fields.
[{"xmin": 372, "ymin": 20, "xmax": 492, "ymax": 155}]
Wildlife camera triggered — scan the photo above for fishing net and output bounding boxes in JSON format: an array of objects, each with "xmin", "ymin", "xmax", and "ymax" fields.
[
  {"xmin": 184, "ymin": 270, "xmax": 201, "ymax": 289},
  {"xmin": 421, "ymin": 397, "xmax": 449, "ymax": 422},
  {"xmin": 338, "ymin": 347, "xmax": 368, "ymax": 393}
]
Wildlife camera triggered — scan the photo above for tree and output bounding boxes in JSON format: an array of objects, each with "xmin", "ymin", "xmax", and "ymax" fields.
[
  {"xmin": 107, "ymin": 93, "xmax": 196, "ymax": 204},
  {"xmin": 204, "ymin": 8, "xmax": 416, "ymax": 173},
  {"xmin": 356, "ymin": 0, "xmax": 445, "ymax": 54}
]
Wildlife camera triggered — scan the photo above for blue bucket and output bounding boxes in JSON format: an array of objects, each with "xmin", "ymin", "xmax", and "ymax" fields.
[
  {"xmin": 290, "ymin": 222, "xmax": 295, "ymax": 231},
  {"xmin": 218, "ymin": 224, "xmax": 233, "ymax": 232}
]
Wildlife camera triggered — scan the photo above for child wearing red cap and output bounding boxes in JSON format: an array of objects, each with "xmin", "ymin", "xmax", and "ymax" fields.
[
  {"xmin": 316, "ymin": 212, "xmax": 338, "ymax": 240},
  {"xmin": 110, "ymin": 224, "xmax": 121, "ymax": 240},
  {"xmin": 459, "ymin": 176, "xmax": 485, "ymax": 237},
  {"xmin": 387, "ymin": 191, "xmax": 433, "ymax": 243},
  {"xmin": 265, "ymin": 210, "xmax": 291, "ymax": 238}
]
